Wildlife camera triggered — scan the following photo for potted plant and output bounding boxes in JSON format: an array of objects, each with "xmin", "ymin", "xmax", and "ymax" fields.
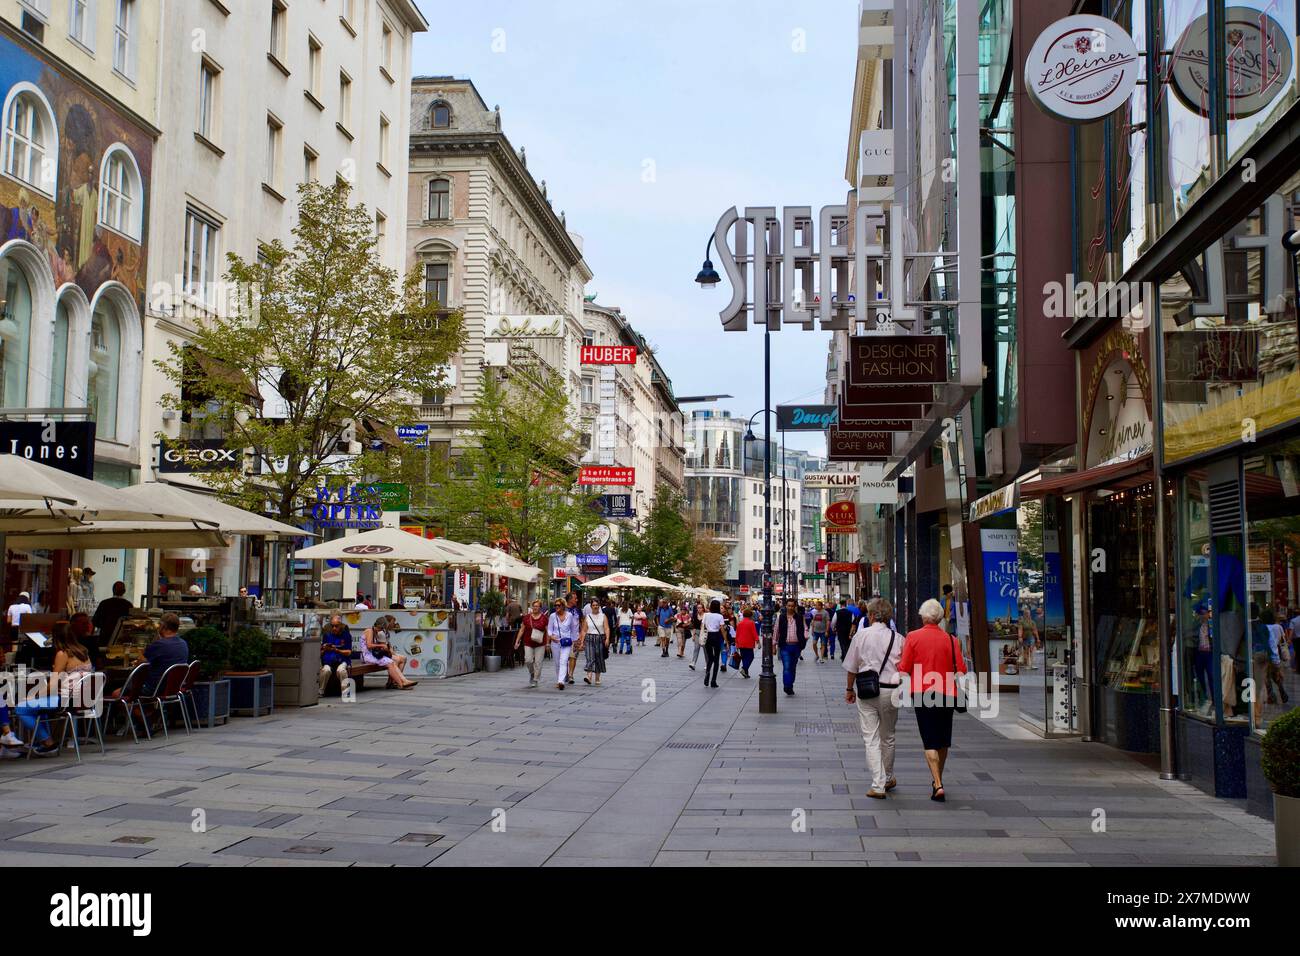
[
  {"xmin": 186, "ymin": 626, "xmax": 232, "ymax": 727},
  {"xmin": 1262, "ymin": 708, "xmax": 1300, "ymax": 866},
  {"xmin": 226, "ymin": 626, "xmax": 274, "ymax": 717},
  {"xmin": 479, "ymin": 588, "xmax": 506, "ymax": 671}
]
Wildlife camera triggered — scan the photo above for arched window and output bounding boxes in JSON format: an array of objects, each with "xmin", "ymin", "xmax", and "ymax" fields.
[
  {"xmin": 50, "ymin": 296, "xmax": 71, "ymax": 406},
  {"xmin": 429, "ymin": 100, "xmax": 451, "ymax": 128},
  {"xmin": 0, "ymin": 257, "xmax": 33, "ymax": 406},
  {"xmin": 1, "ymin": 86, "xmax": 56, "ymax": 194},
  {"xmin": 98, "ymin": 145, "xmax": 143, "ymax": 240},
  {"xmin": 428, "ymin": 177, "xmax": 450, "ymax": 220},
  {"xmin": 88, "ymin": 300, "xmax": 122, "ymax": 438}
]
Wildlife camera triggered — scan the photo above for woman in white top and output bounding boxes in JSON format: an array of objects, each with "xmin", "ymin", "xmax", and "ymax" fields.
[
  {"xmin": 699, "ymin": 600, "xmax": 726, "ymax": 689},
  {"xmin": 616, "ymin": 602, "xmax": 635, "ymax": 654},
  {"xmin": 843, "ymin": 597, "xmax": 904, "ymax": 799},
  {"xmin": 581, "ymin": 598, "xmax": 610, "ymax": 685}
]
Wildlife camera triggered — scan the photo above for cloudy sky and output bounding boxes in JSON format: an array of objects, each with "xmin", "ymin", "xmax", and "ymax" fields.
[{"xmin": 412, "ymin": 0, "xmax": 858, "ymax": 454}]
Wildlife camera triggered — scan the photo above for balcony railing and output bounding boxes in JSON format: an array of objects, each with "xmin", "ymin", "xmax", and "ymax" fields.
[{"xmin": 417, "ymin": 404, "xmax": 451, "ymax": 422}]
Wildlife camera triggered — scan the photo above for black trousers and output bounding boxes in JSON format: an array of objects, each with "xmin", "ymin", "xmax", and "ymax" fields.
[{"xmin": 703, "ymin": 632, "xmax": 723, "ymax": 683}]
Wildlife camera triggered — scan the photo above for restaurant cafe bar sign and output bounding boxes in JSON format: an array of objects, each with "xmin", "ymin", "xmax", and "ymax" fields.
[
  {"xmin": 847, "ymin": 335, "xmax": 947, "ymax": 386},
  {"xmin": 828, "ymin": 429, "xmax": 892, "ymax": 462}
]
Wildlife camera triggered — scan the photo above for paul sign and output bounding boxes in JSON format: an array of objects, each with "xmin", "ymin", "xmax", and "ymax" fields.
[{"xmin": 1025, "ymin": 15, "xmax": 1140, "ymax": 123}]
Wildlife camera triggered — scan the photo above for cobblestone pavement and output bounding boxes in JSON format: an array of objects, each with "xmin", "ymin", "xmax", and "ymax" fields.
[{"xmin": 0, "ymin": 646, "xmax": 1277, "ymax": 866}]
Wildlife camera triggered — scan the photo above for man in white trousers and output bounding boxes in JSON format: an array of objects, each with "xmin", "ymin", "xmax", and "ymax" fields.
[
  {"xmin": 842, "ymin": 597, "xmax": 904, "ymax": 799},
  {"xmin": 547, "ymin": 599, "xmax": 579, "ymax": 691}
]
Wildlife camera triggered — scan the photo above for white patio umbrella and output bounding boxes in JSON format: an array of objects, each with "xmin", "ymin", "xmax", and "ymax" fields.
[
  {"xmin": 8, "ymin": 521, "xmax": 230, "ymax": 549},
  {"xmin": 0, "ymin": 457, "xmax": 212, "ymax": 531},
  {"xmin": 455, "ymin": 541, "xmax": 540, "ymax": 582},
  {"xmin": 114, "ymin": 482, "xmax": 311, "ymax": 538},
  {"xmin": 583, "ymin": 571, "xmax": 679, "ymax": 591},
  {"xmin": 293, "ymin": 526, "xmax": 478, "ymax": 567}
]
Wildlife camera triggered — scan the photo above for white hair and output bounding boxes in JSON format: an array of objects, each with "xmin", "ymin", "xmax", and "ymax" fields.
[{"xmin": 918, "ymin": 598, "xmax": 945, "ymax": 625}]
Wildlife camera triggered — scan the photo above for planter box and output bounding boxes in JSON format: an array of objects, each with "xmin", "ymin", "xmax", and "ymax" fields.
[
  {"xmin": 192, "ymin": 679, "xmax": 231, "ymax": 728},
  {"xmin": 1277, "ymin": 793, "xmax": 1300, "ymax": 867},
  {"xmin": 226, "ymin": 672, "xmax": 274, "ymax": 717}
]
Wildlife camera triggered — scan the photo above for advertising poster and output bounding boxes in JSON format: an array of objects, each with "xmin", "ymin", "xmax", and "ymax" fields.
[
  {"xmin": 1043, "ymin": 529, "xmax": 1066, "ymax": 635},
  {"xmin": 981, "ymin": 528, "xmax": 1021, "ymax": 685}
]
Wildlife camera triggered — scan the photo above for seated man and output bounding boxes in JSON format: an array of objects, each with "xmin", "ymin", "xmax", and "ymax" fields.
[
  {"xmin": 319, "ymin": 615, "xmax": 353, "ymax": 694},
  {"xmin": 143, "ymin": 613, "xmax": 189, "ymax": 696}
]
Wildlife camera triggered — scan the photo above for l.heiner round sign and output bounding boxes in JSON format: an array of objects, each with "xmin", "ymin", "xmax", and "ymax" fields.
[
  {"xmin": 1025, "ymin": 15, "xmax": 1140, "ymax": 123},
  {"xmin": 1170, "ymin": 7, "xmax": 1293, "ymax": 119}
]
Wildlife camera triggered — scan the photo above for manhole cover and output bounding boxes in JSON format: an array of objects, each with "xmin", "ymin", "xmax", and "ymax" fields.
[
  {"xmin": 112, "ymin": 836, "xmax": 154, "ymax": 845},
  {"xmin": 285, "ymin": 845, "xmax": 329, "ymax": 855},
  {"xmin": 665, "ymin": 741, "xmax": 715, "ymax": 750},
  {"xmin": 396, "ymin": 833, "xmax": 444, "ymax": 844},
  {"xmin": 795, "ymin": 721, "xmax": 834, "ymax": 736}
]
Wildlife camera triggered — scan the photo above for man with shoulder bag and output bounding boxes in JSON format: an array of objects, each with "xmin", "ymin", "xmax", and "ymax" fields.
[{"xmin": 843, "ymin": 597, "xmax": 904, "ymax": 799}]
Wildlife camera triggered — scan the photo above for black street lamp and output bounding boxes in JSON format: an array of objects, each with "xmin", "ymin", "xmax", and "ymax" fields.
[
  {"xmin": 696, "ymin": 235, "xmax": 722, "ymax": 288},
  {"xmin": 742, "ymin": 408, "xmax": 778, "ymax": 714}
]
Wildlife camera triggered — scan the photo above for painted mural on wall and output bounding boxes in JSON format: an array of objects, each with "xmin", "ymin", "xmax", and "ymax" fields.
[{"xmin": 0, "ymin": 31, "xmax": 152, "ymax": 310}]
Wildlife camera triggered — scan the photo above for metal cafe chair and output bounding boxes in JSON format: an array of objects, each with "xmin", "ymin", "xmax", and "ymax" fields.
[
  {"xmin": 178, "ymin": 660, "xmax": 202, "ymax": 729},
  {"xmin": 139, "ymin": 663, "xmax": 192, "ymax": 737},
  {"xmin": 103, "ymin": 662, "xmax": 153, "ymax": 743},
  {"xmin": 22, "ymin": 671, "xmax": 105, "ymax": 763}
]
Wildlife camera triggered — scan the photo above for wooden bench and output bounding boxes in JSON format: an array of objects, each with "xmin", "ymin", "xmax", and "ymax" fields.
[{"xmin": 321, "ymin": 662, "xmax": 385, "ymax": 696}]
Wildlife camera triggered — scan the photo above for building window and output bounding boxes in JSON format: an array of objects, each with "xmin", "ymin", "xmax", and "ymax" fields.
[
  {"xmin": 2, "ymin": 89, "xmax": 55, "ymax": 194},
  {"xmin": 113, "ymin": 0, "xmax": 134, "ymax": 78},
  {"xmin": 0, "ymin": 257, "xmax": 33, "ymax": 407},
  {"xmin": 338, "ymin": 71, "xmax": 352, "ymax": 129},
  {"xmin": 378, "ymin": 113, "xmax": 390, "ymax": 167},
  {"xmin": 265, "ymin": 114, "xmax": 282, "ymax": 188},
  {"xmin": 50, "ymin": 296, "xmax": 70, "ymax": 405},
  {"xmin": 307, "ymin": 34, "xmax": 322, "ymax": 99},
  {"xmin": 183, "ymin": 206, "xmax": 220, "ymax": 305},
  {"xmin": 374, "ymin": 210, "xmax": 386, "ymax": 241},
  {"xmin": 303, "ymin": 144, "xmax": 317, "ymax": 182},
  {"xmin": 340, "ymin": 0, "xmax": 355, "ymax": 28},
  {"xmin": 581, "ymin": 377, "xmax": 594, "ymax": 404},
  {"xmin": 68, "ymin": 0, "xmax": 93, "ymax": 48},
  {"xmin": 269, "ymin": 0, "xmax": 286, "ymax": 61},
  {"xmin": 88, "ymin": 300, "xmax": 122, "ymax": 438},
  {"xmin": 198, "ymin": 58, "xmax": 219, "ymax": 140},
  {"xmin": 427, "ymin": 177, "xmax": 449, "ymax": 219},
  {"xmin": 429, "ymin": 100, "xmax": 451, "ymax": 128},
  {"xmin": 423, "ymin": 262, "xmax": 448, "ymax": 306},
  {"xmin": 98, "ymin": 146, "xmax": 142, "ymax": 240},
  {"xmin": 380, "ymin": 20, "xmax": 394, "ymax": 74},
  {"xmin": 582, "ymin": 329, "xmax": 595, "ymax": 348}
]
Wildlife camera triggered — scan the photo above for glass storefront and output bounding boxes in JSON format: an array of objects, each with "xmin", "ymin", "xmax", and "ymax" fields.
[{"xmin": 1018, "ymin": 496, "xmax": 1080, "ymax": 735}]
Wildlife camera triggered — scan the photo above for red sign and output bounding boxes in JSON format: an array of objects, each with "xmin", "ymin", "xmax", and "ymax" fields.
[
  {"xmin": 554, "ymin": 568, "xmax": 568, "ymax": 579},
  {"xmin": 824, "ymin": 501, "xmax": 858, "ymax": 527},
  {"xmin": 827, "ymin": 562, "xmax": 858, "ymax": 573},
  {"xmin": 816, "ymin": 558, "xmax": 827, "ymax": 573},
  {"xmin": 581, "ymin": 344, "xmax": 637, "ymax": 365},
  {"xmin": 739, "ymin": 585, "xmax": 750, "ymax": 595},
  {"xmin": 579, "ymin": 466, "xmax": 635, "ymax": 486}
]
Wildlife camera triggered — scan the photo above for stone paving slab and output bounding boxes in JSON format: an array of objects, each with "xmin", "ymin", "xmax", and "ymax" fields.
[{"xmin": 0, "ymin": 646, "xmax": 1278, "ymax": 866}]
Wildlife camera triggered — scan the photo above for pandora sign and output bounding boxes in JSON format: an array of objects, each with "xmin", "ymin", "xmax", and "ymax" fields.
[{"xmin": 1025, "ymin": 15, "xmax": 1140, "ymax": 123}]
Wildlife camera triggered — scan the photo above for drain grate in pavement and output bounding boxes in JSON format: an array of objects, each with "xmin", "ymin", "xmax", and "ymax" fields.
[
  {"xmin": 795, "ymin": 721, "xmax": 833, "ymax": 736},
  {"xmin": 396, "ymin": 833, "xmax": 444, "ymax": 844},
  {"xmin": 112, "ymin": 836, "xmax": 154, "ymax": 845},
  {"xmin": 665, "ymin": 741, "xmax": 716, "ymax": 750},
  {"xmin": 833, "ymin": 723, "xmax": 858, "ymax": 734},
  {"xmin": 285, "ymin": 845, "xmax": 329, "ymax": 855}
]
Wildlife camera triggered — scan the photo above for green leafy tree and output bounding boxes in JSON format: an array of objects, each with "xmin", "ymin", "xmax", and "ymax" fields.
[
  {"xmin": 158, "ymin": 181, "xmax": 465, "ymax": 520},
  {"xmin": 615, "ymin": 492, "xmax": 694, "ymax": 582},
  {"xmin": 415, "ymin": 365, "xmax": 602, "ymax": 565},
  {"xmin": 682, "ymin": 528, "xmax": 729, "ymax": 589}
]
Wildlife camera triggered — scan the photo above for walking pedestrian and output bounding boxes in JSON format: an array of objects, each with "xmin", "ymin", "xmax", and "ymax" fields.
[
  {"xmin": 633, "ymin": 603, "xmax": 648, "ymax": 648},
  {"xmin": 775, "ymin": 599, "xmax": 806, "ymax": 695},
  {"xmin": 581, "ymin": 597, "xmax": 610, "ymax": 685},
  {"xmin": 830, "ymin": 597, "xmax": 854, "ymax": 662},
  {"xmin": 719, "ymin": 599, "xmax": 735, "ymax": 672},
  {"xmin": 616, "ymin": 601, "xmax": 634, "ymax": 654},
  {"xmin": 657, "ymin": 599, "xmax": 674, "ymax": 657},
  {"xmin": 515, "ymin": 600, "xmax": 550, "ymax": 688},
  {"xmin": 700, "ymin": 600, "xmax": 725, "ymax": 688},
  {"xmin": 810, "ymin": 600, "xmax": 829, "ymax": 661},
  {"xmin": 688, "ymin": 601, "xmax": 705, "ymax": 670},
  {"xmin": 734, "ymin": 606, "xmax": 758, "ymax": 677},
  {"xmin": 843, "ymin": 597, "xmax": 903, "ymax": 799},
  {"xmin": 547, "ymin": 599, "xmax": 579, "ymax": 690},
  {"xmin": 899, "ymin": 598, "xmax": 968, "ymax": 801},
  {"xmin": 675, "ymin": 602, "xmax": 692, "ymax": 658}
]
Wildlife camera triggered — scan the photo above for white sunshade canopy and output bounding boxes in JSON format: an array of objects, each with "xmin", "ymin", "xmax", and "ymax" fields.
[
  {"xmin": 583, "ymin": 572, "xmax": 680, "ymax": 591},
  {"xmin": 114, "ymin": 482, "xmax": 310, "ymax": 538},
  {"xmin": 0, "ymin": 457, "xmax": 208, "ymax": 531},
  {"xmin": 453, "ymin": 541, "xmax": 540, "ymax": 582},
  {"xmin": 293, "ymin": 526, "xmax": 479, "ymax": 568},
  {"xmin": 8, "ymin": 521, "xmax": 230, "ymax": 550}
]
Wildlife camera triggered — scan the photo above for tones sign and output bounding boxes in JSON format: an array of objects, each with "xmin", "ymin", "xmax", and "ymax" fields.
[
  {"xmin": 846, "ymin": 335, "xmax": 947, "ymax": 386},
  {"xmin": 1025, "ymin": 15, "xmax": 1141, "ymax": 123},
  {"xmin": 775, "ymin": 404, "xmax": 838, "ymax": 431},
  {"xmin": 579, "ymin": 466, "xmax": 635, "ymax": 486},
  {"xmin": 581, "ymin": 345, "xmax": 637, "ymax": 364}
]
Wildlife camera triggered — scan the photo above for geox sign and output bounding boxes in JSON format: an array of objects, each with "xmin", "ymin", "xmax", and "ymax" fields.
[{"xmin": 159, "ymin": 439, "xmax": 239, "ymax": 473}]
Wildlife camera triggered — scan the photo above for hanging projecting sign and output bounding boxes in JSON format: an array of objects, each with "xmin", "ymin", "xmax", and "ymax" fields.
[
  {"xmin": 0, "ymin": 421, "xmax": 96, "ymax": 479},
  {"xmin": 580, "ymin": 344, "xmax": 637, "ymax": 364},
  {"xmin": 775, "ymin": 405, "xmax": 839, "ymax": 431},
  {"xmin": 1024, "ymin": 14, "xmax": 1141, "ymax": 123},
  {"xmin": 159, "ymin": 438, "xmax": 239, "ymax": 474},
  {"xmin": 598, "ymin": 493, "xmax": 635, "ymax": 518},
  {"xmin": 824, "ymin": 501, "xmax": 858, "ymax": 535},
  {"xmin": 397, "ymin": 424, "xmax": 429, "ymax": 448},
  {"xmin": 842, "ymin": 382, "xmax": 934, "ymax": 405},
  {"xmin": 839, "ymin": 396, "xmax": 929, "ymax": 424},
  {"xmin": 846, "ymin": 335, "xmax": 947, "ymax": 386},
  {"xmin": 578, "ymin": 466, "xmax": 635, "ymax": 486},
  {"xmin": 1170, "ymin": 8, "xmax": 1293, "ymax": 119},
  {"xmin": 827, "ymin": 429, "xmax": 892, "ymax": 461},
  {"xmin": 803, "ymin": 471, "xmax": 860, "ymax": 489}
]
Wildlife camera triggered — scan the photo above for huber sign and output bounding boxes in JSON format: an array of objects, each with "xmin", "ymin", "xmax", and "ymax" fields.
[
  {"xmin": 580, "ymin": 345, "xmax": 637, "ymax": 365},
  {"xmin": 1024, "ymin": 15, "xmax": 1141, "ymax": 123},
  {"xmin": 846, "ymin": 335, "xmax": 947, "ymax": 386}
]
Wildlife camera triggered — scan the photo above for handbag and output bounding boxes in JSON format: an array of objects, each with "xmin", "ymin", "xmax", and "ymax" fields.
[
  {"xmin": 950, "ymin": 635, "xmax": 967, "ymax": 713},
  {"xmin": 854, "ymin": 629, "xmax": 895, "ymax": 700}
]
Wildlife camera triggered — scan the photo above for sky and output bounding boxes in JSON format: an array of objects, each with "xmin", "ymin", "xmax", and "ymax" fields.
[{"xmin": 411, "ymin": 0, "xmax": 859, "ymax": 455}]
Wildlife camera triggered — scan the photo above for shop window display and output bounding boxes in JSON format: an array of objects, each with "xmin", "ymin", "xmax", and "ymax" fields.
[
  {"xmin": 1177, "ymin": 475, "xmax": 1214, "ymax": 716},
  {"xmin": 1244, "ymin": 438, "xmax": 1300, "ymax": 733}
]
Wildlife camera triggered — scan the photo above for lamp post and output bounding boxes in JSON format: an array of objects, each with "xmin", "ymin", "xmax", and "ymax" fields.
[{"xmin": 742, "ymin": 409, "xmax": 778, "ymax": 714}]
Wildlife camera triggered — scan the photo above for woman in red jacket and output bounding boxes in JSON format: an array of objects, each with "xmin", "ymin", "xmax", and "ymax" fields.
[
  {"xmin": 734, "ymin": 606, "xmax": 759, "ymax": 678},
  {"xmin": 897, "ymin": 598, "xmax": 968, "ymax": 801}
]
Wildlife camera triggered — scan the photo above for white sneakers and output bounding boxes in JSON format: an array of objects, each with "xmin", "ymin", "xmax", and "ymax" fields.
[{"xmin": 0, "ymin": 731, "xmax": 21, "ymax": 747}]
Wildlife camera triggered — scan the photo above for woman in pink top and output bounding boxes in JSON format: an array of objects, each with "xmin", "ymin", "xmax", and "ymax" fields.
[{"xmin": 897, "ymin": 599, "xmax": 968, "ymax": 801}]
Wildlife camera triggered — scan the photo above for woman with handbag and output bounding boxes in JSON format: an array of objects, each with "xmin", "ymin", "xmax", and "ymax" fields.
[
  {"xmin": 897, "ymin": 598, "xmax": 968, "ymax": 801},
  {"xmin": 515, "ymin": 600, "xmax": 550, "ymax": 689},
  {"xmin": 581, "ymin": 597, "xmax": 610, "ymax": 686},
  {"xmin": 363, "ymin": 615, "xmax": 418, "ymax": 690},
  {"xmin": 843, "ymin": 597, "xmax": 904, "ymax": 799},
  {"xmin": 547, "ymin": 600, "xmax": 579, "ymax": 690}
]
